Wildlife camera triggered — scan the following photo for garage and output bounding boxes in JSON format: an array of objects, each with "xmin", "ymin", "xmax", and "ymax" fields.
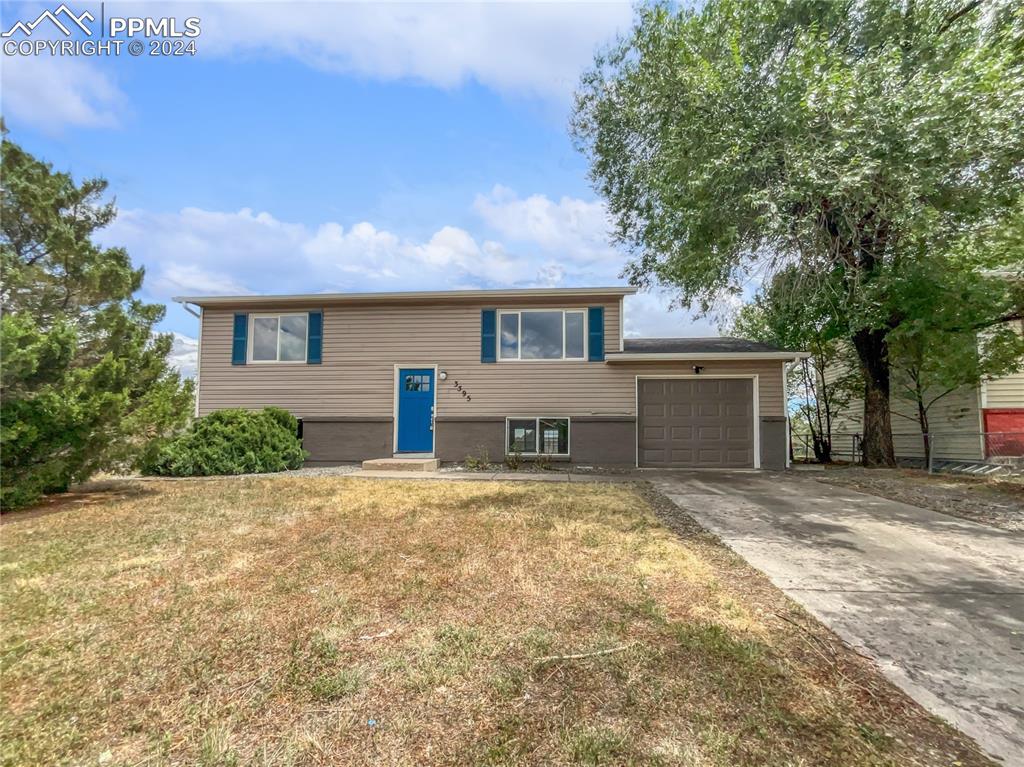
[{"xmin": 637, "ymin": 377, "xmax": 756, "ymax": 468}]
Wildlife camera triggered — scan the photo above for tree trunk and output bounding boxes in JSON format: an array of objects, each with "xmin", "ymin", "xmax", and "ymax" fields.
[
  {"xmin": 916, "ymin": 397, "xmax": 930, "ymax": 467},
  {"xmin": 852, "ymin": 327, "xmax": 897, "ymax": 467}
]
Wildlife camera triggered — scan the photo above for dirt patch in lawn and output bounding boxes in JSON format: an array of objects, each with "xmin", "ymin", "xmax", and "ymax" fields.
[
  {"xmin": 0, "ymin": 478, "xmax": 994, "ymax": 766},
  {"xmin": 815, "ymin": 467, "xmax": 1024, "ymax": 532}
]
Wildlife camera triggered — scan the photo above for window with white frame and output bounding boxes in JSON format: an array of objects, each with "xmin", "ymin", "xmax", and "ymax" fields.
[
  {"xmin": 250, "ymin": 314, "xmax": 308, "ymax": 362},
  {"xmin": 507, "ymin": 418, "xmax": 570, "ymax": 455},
  {"xmin": 499, "ymin": 310, "xmax": 585, "ymax": 360}
]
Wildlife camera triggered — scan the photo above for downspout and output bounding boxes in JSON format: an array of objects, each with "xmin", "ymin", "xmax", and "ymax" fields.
[
  {"xmin": 174, "ymin": 299, "xmax": 202, "ymax": 419},
  {"xmin": 783, "ymin": 361, "xmax": 791, "ymax": 468}
]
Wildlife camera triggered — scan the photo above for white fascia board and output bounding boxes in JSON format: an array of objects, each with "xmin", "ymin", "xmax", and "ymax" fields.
[{"xmin": 605, "ymin": 351, "xmax": 811, "ymax": 362}]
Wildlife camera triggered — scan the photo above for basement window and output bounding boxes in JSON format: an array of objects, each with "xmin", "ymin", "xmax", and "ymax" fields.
[{"xmin": 506, "ymin": 417, "xmax": 570, "ymax": 456}]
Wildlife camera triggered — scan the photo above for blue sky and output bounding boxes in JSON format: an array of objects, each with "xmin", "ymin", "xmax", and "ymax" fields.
[{"xmin": 2, "ymin": 0, "xmax": 726, "ymax": 374}]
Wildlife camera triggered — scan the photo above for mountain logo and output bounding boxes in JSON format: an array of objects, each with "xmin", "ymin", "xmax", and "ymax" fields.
[{"xmin": 2, "ymin": 4, "xmax": 95, "ymax": 37}]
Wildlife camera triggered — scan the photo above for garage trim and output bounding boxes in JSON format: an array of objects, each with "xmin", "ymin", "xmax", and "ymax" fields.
[{"xmin": 634, "ymin": 375, "xmax": 760, "ymax": 469}]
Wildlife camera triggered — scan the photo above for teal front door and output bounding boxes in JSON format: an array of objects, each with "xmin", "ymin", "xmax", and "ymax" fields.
[{"xmin": 397, "ymin": 368, "xmax": 434, "ymax": 453}]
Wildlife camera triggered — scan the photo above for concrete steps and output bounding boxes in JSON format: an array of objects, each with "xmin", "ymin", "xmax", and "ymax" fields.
[{"xmin": 361, "ymin": 457, "xmax": 440, "ymax": 472}]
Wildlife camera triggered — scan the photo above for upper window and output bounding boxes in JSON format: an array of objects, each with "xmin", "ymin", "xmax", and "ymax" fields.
[
  {"xmin": 250, "ymin": 314, "xmax": 308, "ymax": 363},
  {"xmin": 498, "ymin": 310, "xmax": 586, "ymax": 361}
]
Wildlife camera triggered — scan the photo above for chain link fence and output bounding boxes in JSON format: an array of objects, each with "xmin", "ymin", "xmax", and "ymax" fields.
[
  {"xmin": 795, "ymin": 429, "xmax": 1024, "ymax": 477},
  {"xmin": 928, "ymin": 431, "xmax": 1024, "ymax": 477}
]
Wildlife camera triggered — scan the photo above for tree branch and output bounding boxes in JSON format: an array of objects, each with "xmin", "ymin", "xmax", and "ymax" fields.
[{"xmin": 938, "ymin": 0, "xmax": 984, "ymax": 35}]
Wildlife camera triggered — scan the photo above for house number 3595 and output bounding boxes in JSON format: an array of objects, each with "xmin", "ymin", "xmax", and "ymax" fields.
[{"xmin": 452, "ymin": 380, "xmax": 472, "ymax": 402}]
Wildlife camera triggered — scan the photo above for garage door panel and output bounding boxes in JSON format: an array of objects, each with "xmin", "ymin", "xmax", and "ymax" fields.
[
  {"xmin": 669, "ymin": 448, "xmax": 695, "ymax": 463},
  {"xmin": 696, "ymin": 402, "xmax": 721, "ymax": 417},
  {"xmin": 637, "ymin": 377, "xmax": 755, "ymax": 468},
  {"xmin": 641, "ymin": 425, "xmax": 667, "ymax": 441},
  {"xmin": 641, "ymin": 403, "xmax": 667, "ymax": 418},
  {"xmin": 640, "ymin": 448, "xmax": 668, "ymax": 464},
  {"xmin": 724, "ymin": 402, "xmax": 748, "ymax": 417}
]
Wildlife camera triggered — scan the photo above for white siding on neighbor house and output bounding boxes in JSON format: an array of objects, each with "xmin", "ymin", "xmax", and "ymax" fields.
[
  {"xmin": 981, "ymin": 320, "xmax": 1024, "ymax": 409},
  {"xmin": 196, "ymin": 297, "xmax": 788, "ymax": 420},
  {"xmin": 827, "ymin": 353, "xmax": 985, "ymax": 461}
]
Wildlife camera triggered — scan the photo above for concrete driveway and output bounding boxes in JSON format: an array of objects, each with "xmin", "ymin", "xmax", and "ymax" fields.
[{"xmin": 651, "ymin": 471, "xmax": 1024, "ymax": 765}]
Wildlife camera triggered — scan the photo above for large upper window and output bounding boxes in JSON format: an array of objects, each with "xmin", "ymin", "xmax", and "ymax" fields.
[
  {"xmin": 499, "ymin": 310, "xmax": 585, "ymax": 361},
  {"xmin": 250, "ymin": 314, "xmax": 308, "ymax": 362}
]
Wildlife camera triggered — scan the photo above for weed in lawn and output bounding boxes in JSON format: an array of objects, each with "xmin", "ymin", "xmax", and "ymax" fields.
[
  {"xmin": 199, "ymin": 727, "xmax": 239, "ymax": 767},
  {"xmin": 671, "ymin": 622, "xmax": 766, "ymax": 667},
  {"xmin": 563, "ymin": 725, "xmax": 635, "ymax": 766},
  {"xmin": 488, "ymin": 665, "xmax": 526, "ymax": 699},
  {"xmin": 310, "ymin": 668, "xmax": 362, "ymax": 701}
]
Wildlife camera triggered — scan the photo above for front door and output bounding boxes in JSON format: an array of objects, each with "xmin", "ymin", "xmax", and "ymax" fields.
[{"xmin": 397, "ymin": 368, "xmax": 435, "ymax": 453}]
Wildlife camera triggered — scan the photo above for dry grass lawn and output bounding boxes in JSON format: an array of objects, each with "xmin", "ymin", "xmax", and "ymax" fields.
[{"xmin": 0, "ymin": 478, "xmax": 992, "ymax": 766}]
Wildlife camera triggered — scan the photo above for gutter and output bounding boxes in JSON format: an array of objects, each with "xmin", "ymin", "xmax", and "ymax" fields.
[
  {"xmin": 173, "ymin": 298, "xmax": 201, "ymax": 318},
  {"xmin": 604, "ymin": 351, "xmax": 811, "ymax": 362},
  {"xmin": 172, "ymin": 286, "xmax": 638, "ymax": 307}
]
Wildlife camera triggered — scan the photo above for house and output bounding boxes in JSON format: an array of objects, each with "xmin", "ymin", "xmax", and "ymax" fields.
[
  {"xmin": 828, "ymin": 319, "xmax": 1024, "ymax": 464},
  {"xmin": 175, "ymin": 287, "xmax": 807, "ymax": 469}
]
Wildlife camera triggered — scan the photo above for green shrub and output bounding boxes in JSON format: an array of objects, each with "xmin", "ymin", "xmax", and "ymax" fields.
[{"xmin": 144, "ymin": 408, "xmax": 307, "ymax": 477}]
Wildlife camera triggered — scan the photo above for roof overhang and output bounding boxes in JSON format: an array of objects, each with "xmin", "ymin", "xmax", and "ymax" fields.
[
  {"xmin": 173, "ymin": 286, "xmax": 638, "ymax": 308},
  {"xmin": 605, "ymin": 351, "xmax": 810, "ymax": 362}
]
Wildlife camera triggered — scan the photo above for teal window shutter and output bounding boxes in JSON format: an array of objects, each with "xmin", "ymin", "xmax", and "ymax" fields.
[
  {"xmin": 231, "ymin": 313, "xmax": 248, "ymax": 365},
  {"xmin": 307, "ymin": 311, "xmax": 323, "ymax": 364},
  {"xmin": 481, "ymin": 309, "xmax": 497, "ymax": 363},
  {"xmin": 588, "ymin": 306, "xmax": 604, "ymax": 361}
]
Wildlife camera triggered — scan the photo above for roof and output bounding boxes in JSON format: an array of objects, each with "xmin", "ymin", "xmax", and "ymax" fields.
[
  {"xmin": 606, "ymin": 336, "xmax": 808, "ymax": 361},
  {"xmin": 623, "ymin": 337, "xmax": 787, "ymax": 354},
  {"xmin": 174, "ymin": 286, "xmax": 638, "ymax": 307}
]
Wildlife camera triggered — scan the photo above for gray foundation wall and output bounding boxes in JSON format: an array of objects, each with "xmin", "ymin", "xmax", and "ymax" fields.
[
  {"xmin": 434, "ymin": 417, "xmax": 506, "ymax": 463},
  {"xmin": 302, "ymin": 417, "xmax": 392, "ymax": 465},
  {"xmin": 569, "ymin": 417, "xmax": 637, "ymax": 466},
  {"xmin": 301, "ymin": 415, "xmax": 786, "ymax": 470},
  {"xmin": 302, "ymin": 416, "xmax": 638, "ymax": 466}
]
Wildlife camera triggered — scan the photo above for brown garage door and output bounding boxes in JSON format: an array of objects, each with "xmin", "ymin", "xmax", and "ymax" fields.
[{"xmin": 637, "ymin": 378, "xmax": 755, "ymax": 468}]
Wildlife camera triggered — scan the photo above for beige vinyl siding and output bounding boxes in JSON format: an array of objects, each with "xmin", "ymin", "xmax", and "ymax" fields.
[{"xmin": 197, "ymin": 298, "xmax": 786, "ymax": 419}]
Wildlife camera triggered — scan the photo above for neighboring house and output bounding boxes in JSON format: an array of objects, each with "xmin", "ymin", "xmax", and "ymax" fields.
[
  {"xmin": 829, "ymin": 319, "xmax": 1024, "ymax": 463},
  {"xmin": 175, "ymin": 287, "xmax": 807, "ymax": 469}
]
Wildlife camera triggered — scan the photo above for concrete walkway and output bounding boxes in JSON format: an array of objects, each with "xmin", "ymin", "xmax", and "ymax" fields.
[
  {"xmin": 349, "ymin": 469, "xmax": 632, "ymax": 482},
  {"xmin": 652, "ymin": 471, "xmax": 1024, "ymax": 765}
]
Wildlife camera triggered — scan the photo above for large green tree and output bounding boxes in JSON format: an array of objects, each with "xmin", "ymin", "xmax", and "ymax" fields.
[
  {"xmin": 1, "ymin": 133, "xmax": 193, "ymax": 509},
  {"xmin": 732, "ymin": 266, "xmax": 860, "ymax": 463},
  {"xmin": 572, "ymin": 0, "xmax": 1024, "ymax": 465}
]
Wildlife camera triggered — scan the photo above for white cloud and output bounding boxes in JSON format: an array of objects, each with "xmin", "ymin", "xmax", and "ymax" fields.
[
  {"xmin": 1, "ymin": 3, "xmax": 628, "ymax": 130},
  {"xmin": 167, "ymin": 332, "xmax": 198, "ymax": 379},
  {"xmin": 102, "ymin": 203, "xmax": 568, "ymax": 300},
  {"xmin": 473, "ymin": 184, "xmax": 616, "ymax": 265},
  {"xmin": 0, "ymin": 55, "xmax": 126, "ymax": 133},
  {"xmin": 623, "ymin": 291, "xmax": 722, "ymax": 339},
  {"xmin": 104, "ymin": 185, "xmax": 730, "ymax": 339},
  {"xmin": 188, "ymin": 1, "xmax": 632, "ymax": 102},
  {"xmin": 150, "ymin": 263, "xmax": 253, "ymax": 297}
]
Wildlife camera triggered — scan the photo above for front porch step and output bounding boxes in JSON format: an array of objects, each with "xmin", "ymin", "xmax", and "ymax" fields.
[{"xmin": 362, "ymin": 457, "xmax": 440, "ymax": 472}]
